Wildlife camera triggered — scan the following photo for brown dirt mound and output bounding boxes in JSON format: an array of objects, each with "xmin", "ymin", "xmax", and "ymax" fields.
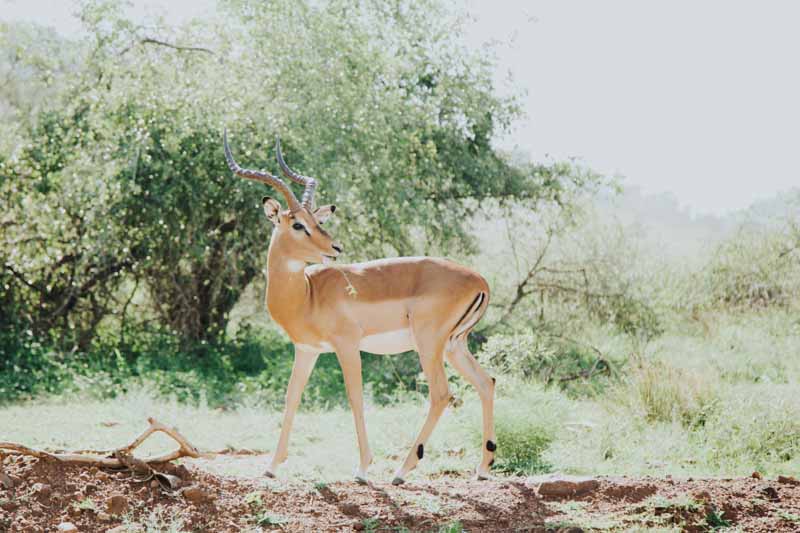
[{"xmin": 2, "ymin": 454, "xmax": 800, "ymax": 532}]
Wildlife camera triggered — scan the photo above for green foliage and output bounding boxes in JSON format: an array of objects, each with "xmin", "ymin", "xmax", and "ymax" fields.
[
  {"xmin": 1, "ymin": 0, "xmax": 599, "ymax": 356},
  {"xmin": 478, "ymin": 332, "xmax": 616, "ymax": 396},
  {"xmin": 479, "ymin": 384, "xmax": 570, "ymax": 475},
  {"xmin": 0, "ymin": 322, "xmax": 421, "ymax": 408},
  {"xmin": 602, "ymin": 294, "xmax": 664, "ymax": 341},
  {"xmin": 705, "ymin": 226, "xmax": 800, "ymax": 309},
  {"xmin": 437, "ymin": 522, "xmax": 464, "ymax": 533},
  {"xmin": 705, "ymin": 508, "xmax": 731, "ymax": 529},
  {"xmin": 610, "ymin": 359, "xmax": 719, "ymax": 427},
  {"xmin": 702, "ymin": 386, "xmax": 800, "ymax": 471},
  {"xmin": 361, "ymin": 518, "xmax": 381, "ymax": 533},
  {"xmin": 0, "ymin": 329, "xmax": 73, "ymax": 401}
]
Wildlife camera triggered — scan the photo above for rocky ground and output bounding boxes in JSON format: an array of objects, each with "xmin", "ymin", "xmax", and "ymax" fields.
[{"xmin": 2, "ymin": 453, "xmax": 800, "ymax": 532}]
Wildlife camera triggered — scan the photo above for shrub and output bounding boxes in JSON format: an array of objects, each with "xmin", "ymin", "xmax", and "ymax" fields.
[
  {"xmin": 705, "ymin": 227, "xmax": 800, "ymax": 309},
  {"xmin": 0, "ymin": 328, "xmax": 72, "ymax": 402},
  {"xmin": 478, "ymin": 332, "xmax": 617, "ymax": 396},
  {"xmin": 0, "ymin": 319, "xmax": 423, "ymax": 408},
  {"xmin": 609, "ymin": 358, "xmax": 718, "ymax": 427},
  {"xmin": 702, "ymin": 385, "xmax": 800, "ymax": 472},
  {"xmin": 477, "ymin": 384, "xmax": 570, "ymax": 475}
]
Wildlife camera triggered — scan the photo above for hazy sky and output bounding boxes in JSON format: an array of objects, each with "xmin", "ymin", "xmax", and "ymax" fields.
[{"xmin": 3, "ymin": 0, "xmax": 798, "ymax": 215}]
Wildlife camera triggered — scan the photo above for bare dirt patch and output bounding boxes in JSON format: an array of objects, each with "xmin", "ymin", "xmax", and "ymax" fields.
[{"xmin": 2, "ymin": 453, "xmax": 800, "ymax": 532}]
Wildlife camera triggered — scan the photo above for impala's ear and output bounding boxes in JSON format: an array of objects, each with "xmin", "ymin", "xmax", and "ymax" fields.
[
  {"xmin": 313, "ymin": 204, "xmax": 336, "ymax": 224},
  {"xmin": 262, "ymin": 196, "xmax": 281, "ymax": 225}
]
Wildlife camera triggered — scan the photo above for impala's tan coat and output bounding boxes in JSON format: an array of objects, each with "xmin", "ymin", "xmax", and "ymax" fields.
[{"xmin": 224, "ymin": 134, "xmax": 496, "ymax": 483}]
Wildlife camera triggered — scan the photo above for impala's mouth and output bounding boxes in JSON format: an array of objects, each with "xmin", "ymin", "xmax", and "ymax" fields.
[{"xmin": 322, "ymin": 254, "xmax": 338, "ymax": 264}]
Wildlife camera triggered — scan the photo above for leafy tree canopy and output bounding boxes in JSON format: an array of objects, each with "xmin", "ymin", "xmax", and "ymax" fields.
[{"xmin": 0, "ymin": 0, "xmax": 602, "ymax": 346}]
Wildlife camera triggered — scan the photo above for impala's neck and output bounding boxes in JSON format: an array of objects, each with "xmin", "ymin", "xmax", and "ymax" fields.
[{"xmin": 265, "ymin": 235, "xmax": 309, "ymax": 324}]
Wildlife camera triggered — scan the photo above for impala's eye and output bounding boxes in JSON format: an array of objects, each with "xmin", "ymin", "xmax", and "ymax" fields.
[{"xmin": 292, "ymin": 223, "xmax": 305, "ymax": 231}]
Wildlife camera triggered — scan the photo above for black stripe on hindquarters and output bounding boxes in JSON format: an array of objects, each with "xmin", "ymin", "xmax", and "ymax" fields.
[
  {"xmin": 417, "ymin": 444, "xmax": 424, "ymax": 460},
  {"xmin": 486, "ymin": 440, "xmax": 496, "ymax": 452},
  {"xmin": 451, "ymin": 292, "xmax": 483, "ymax": 336}
]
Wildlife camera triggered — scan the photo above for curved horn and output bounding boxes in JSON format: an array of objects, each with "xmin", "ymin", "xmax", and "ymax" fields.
[
  {"xmin": 223, "ymin": 130, "xmax": 301, "ymax": 212},
  {"xmin": 275, "ymin": 137, "xmax": 317, "ymax": 210}
]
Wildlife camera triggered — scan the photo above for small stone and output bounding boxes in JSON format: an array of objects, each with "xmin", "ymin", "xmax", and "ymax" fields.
[
  {"xmin": 97, "ymin": 511, "xmax": 112, "ymax": 522},
  {"xmin": 57, "ymin": 523, "xmax": 78, "ymax": 532},
  {"xmin": 1, "ymin": 500, "xmax": 19, "ymax": 511},
  {"xmin": 0, "ymin": 472, "xmax": 14, "ymax": 490},
  {"xmin": 174, "ymin": 464, "xmax": 192, "ymax": 481},
  {"xmin": 83, "ymin": 483, "xmax": 99, "ymax": 494},
  {"xmin": 778, "ymin": 475, "xmax": 800, "ymax": 486},
  {"xmin": 751, "ymin": 471, "xmax": 763, "ymax": 480},
  {"xmin": 181, "ymin": 486, "xmax": 213, "ymax": 504},
  {"xmin": 353, "ymin": 523, "xmax": 365, "ymax": 531},
  {"xmin": 106, "ymin": 494, "xmax": 128, "ymax": 516},
  {"xmin": 537, "ymin": 477, "xmax": 600, "ymax": 498},
  {"xmin": 32, "ymin": 483, "xmax": 51, "ymax": 498},
  {"xmin": 340, "ymin": 503, "xmax": 360, "ymax": 516},
  {"xmin": 761, "ymin": 486, "xmax": 780, "ymax": 502},
  {"xmin": 693, "ymin": 490, "xmax": 711, "ymax": 503},
  {"xmin": 95, "ymin": 471, "xmax": 110, "ymax": 482}
]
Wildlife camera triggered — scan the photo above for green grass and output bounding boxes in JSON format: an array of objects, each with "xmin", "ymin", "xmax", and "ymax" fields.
[{"xmin": 2, "ymin": 307, "xmax": 799, "ymax": 480}]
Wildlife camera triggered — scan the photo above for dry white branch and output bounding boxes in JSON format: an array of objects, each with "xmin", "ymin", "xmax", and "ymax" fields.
[{"xmin": 0, "ymin": 417, "xmax": 210, "ymax": 469}]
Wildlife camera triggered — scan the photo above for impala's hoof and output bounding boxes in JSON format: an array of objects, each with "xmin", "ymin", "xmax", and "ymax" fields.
[
  {"xmin": 391, "ymin": 476, "xmax": 405, "ymax": 486},
  {"xmin": 355, "ymin": 475, "xmax": 368, "ymax": 485},
  {"xmin": 476, "ymin": 472, "xmax": 491, "ymax": 481},
  {"xmin": 264, "ymin": 469, "xmax": 276, "ymax": 478}
]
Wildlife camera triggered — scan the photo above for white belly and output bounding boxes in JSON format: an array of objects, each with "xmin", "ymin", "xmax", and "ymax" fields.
[
  {"xmin": 296, "ymin": 342, "xmax": 334, "ymax": 354},
  {"xmin": 359, "ymin": 329, "xmax": 415, "ymax": 355}
]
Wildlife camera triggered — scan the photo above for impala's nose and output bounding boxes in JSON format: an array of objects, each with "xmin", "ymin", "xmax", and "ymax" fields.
[{"xmin": 332, "ymin": 243, "xmax": 343, "ymax": 254}]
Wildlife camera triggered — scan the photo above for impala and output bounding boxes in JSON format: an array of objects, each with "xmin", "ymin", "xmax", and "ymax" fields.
[{"xmin": 223, "ymin": 132, "xmax": 496, "ymax": 484}]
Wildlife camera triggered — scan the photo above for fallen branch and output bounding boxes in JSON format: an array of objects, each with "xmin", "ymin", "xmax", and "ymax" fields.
[{"xmin": 0, "ymin": 417, "xmax": 209, "ymax": 469}]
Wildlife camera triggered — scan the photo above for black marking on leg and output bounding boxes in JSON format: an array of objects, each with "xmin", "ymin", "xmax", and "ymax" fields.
[
  {"xmin": 491, "ymin": 377, "xmax": 496, "ymax": 384},
  {"xmin": 486, "ymin": 440, "xmax": 497, "ymax": 452},
  {"xmin": 417, "ymin": 444, "xmax": 424, "ymax": 460},
  {"xmin": 489, "ymin": 459, "xmax": 495, "ymax": 467}
]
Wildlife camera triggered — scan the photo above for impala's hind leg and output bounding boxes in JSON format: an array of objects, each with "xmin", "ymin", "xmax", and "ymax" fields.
[
  {"xmin": 446, "ymin": 337, "xmax": 496, "ymax": 479},
  {"xmin": 392, "ymin": 334, "xmax": 450, "ymax": 485}
]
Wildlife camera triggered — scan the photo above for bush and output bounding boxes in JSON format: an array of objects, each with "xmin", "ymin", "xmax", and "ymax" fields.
[
  {"xmin": 0, "ymin": 320, "xmax": 423, "ymax": 408},
  {"xmin": 478, "ymin": 332, "xmax": 617, "ymax": 396},
  {"xmin": 705, "ymin": 227, "xmax": 800, "ymax": 309},
  {"xmin": 610, "ymin": 358, "xmax": 718, "ymax": 427},
  {"xmin": 477, "ymin": 384, "xmax": 570, "ymax": 475},
  {"xmin": 604, "ymin": 295, "xmax": 664, "ymax": 341},
  {"xmin": 702, "ymin": 385, "xmax": 800, "ymax": 472},
  {"xmin": 0, "ymin": 329, "xmax": 73, "ymax": 402}
]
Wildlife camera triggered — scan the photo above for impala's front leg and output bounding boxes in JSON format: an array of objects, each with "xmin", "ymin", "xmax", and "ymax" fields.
[
  {"xmin": 333, "ymin": 342, "xmax": 374, "ymax": 483},
  {"xmin": 265, "ymin": 347, "xmax": 319, "ymax": 478}
]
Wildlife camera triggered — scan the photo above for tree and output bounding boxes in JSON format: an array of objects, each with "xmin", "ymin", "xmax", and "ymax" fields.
[{"xmin": 1, "ymin": 0, "xmax": 603, "ymax": 348}]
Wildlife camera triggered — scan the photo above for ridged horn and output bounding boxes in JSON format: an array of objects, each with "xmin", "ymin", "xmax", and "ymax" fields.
[
  {"xmin": 223, "ymin": 130, "xmax": 300, "ymax": 212},
  {"xmin": 275, "ymin": 137, "xmax": 317, "ymax": 210}
]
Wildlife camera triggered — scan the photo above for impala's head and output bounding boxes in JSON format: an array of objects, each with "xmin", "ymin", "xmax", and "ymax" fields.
[{"xmin": 223, "ymin": 131, "xmax": 342, "ymax": 264}]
